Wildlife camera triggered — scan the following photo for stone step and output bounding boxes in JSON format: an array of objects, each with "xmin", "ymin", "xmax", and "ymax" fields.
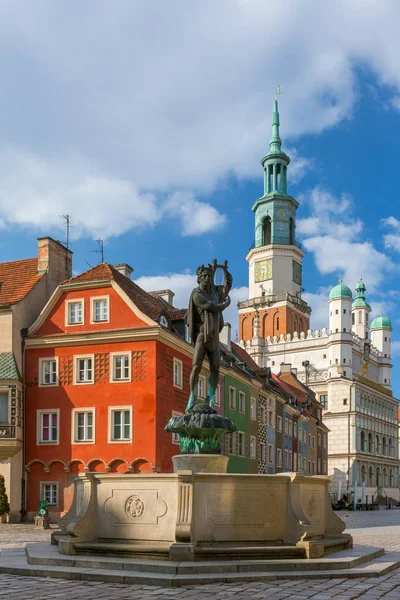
[
  {"xmin": 0, "ymin": 549, "xmax": 398, "ymax": 586},
  {"xmin": 74, "ymin": 540, "xmax": 171, "ymax": 560}
]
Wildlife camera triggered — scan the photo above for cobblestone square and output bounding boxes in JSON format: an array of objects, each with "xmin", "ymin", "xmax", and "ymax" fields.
[{"xmin": 0, "ymin": 511, "xmax": 400, "ymax": 598}]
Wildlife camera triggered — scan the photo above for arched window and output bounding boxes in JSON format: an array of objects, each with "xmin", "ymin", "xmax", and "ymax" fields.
[
  {"xmin": 276, "ymin": 317, "xmax": 280, "ymax": 331},
  {"xmin": 390, "ymin": 469, "xmax": 394, "ymax": 487},
  {"xmin": 376, "ymin": 467, "xmax": 381, "ymax": 487},
  {"xmin": 289, "ymin": 217, "xmax": 294, "ymax": 245},
  {"xmin": 389, "ymin": 438, "xmax": 393, "ymax": 457},
  {"xmin": 368, "ymin": 432, "xmax": 374, "ymax": 453},
  {"xmin": 352, "ymin": 312, "xmax": 355, "ymax": 325},
  {"xmin": 360, "ymin": 431, "xmax": 366, "ymax": 452},
  {"xmin": 383, "ymin": 436, "xmax": 387, "ymax": 456},
  {"xmin": 383, "ymin": 468, "xmax": 388, "ymax": 486},
  {"xmin": 358, "ymin": 311, "xmax": 362, "ymax": 324},
  {"xmin": 361, "ymin": 464, "xmax": 367, "ymax": 484},
  {"xmin": 368, "ymin": 466, "xmax": 374, "ymax": 486},
  {"xmin": 263, "ymin": 217, "xmax": 271, "ymax": 246},
  {"xmin": 376, "ymin": 434, "xmax": 380, "ymax": 454}
]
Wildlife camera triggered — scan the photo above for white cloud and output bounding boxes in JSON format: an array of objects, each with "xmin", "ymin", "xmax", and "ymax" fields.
[
  {"xmin": 164, "ymin": 192, "xmax": 226, "ymax": 236},
  {"xmin": 302, "ymin": 289, "xmax": 329, "ymax": 331},
  {"xmin": 136, "ymin": 271, "xmax": 247, "ymax": 333},
  {"xmin": 0, "ymin": 150, "xmax": 226, "ymax": 238},
  {"xmin": 1, "ymin": 2, "xmax": 400, "ymax": 234},
  {"xmin": 382, "ymin": 216, "xmax": 400, "ymax": 252}
]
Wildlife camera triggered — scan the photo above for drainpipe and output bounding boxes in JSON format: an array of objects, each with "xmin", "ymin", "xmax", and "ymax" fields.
[{"xmin": 20, "ymin": 328, "xmax": 28, "ymax": 522}]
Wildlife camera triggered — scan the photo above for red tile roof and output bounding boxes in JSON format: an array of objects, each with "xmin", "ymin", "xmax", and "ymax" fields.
[
  {"xmin": 231, "ymin": 342, "xmax": 260, "ymax": 371},
  {"xmin": 64, "ymin": 263, "xmax": 179, "ymax": 323},
  {"xmin": 168, "ymin": 308, "xmax": 187, "ymax": 321},
  {"xmin": 0, "ymin": 258, "xmax": 42, "ymax": 307}
]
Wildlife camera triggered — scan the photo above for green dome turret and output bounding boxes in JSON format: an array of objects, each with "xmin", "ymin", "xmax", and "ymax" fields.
[
  {"xmin": 329, "ymin": 280, "xmax": 353, "ymax": 300},
  {"xmin": 352, "ymin": 278, "xmax": 371, "ymax": 310},
  {"xmin": 371, "ymin": 312, "xmax": 392, "ymax": 330}
]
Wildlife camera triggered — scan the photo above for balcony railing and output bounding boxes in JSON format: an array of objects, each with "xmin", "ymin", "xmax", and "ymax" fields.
[
  {"xmin": 238, "ymin": 291, "xmax": 311, "ymax": 312},
  {"xmin": 248, "ymin": 238, "xmax": 303, "ymax": 252}
]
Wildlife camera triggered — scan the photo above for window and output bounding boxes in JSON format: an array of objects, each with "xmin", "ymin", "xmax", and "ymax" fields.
[
  {"xmin": 335, "ymin": 328, "xmax": 338, "ymax": 333},
  {"xmin": 66, "ymin": 299, "xmax": 84, "ymax": 325},
  {"xmin": 289, "ymin": 451, "xmax": 292, "ymax": 469},
  {"xmin": 343, "ymin": 358, "xmax": 346, "ymax": 363},
  {"xmin": 268, "ymin": 444, "xmax": 273, "ymax": 463},
  {"xmin": 335, "ymin": 358, "xmax": 338, "ymax": 364},
  {"xmin": 385, "ymin": 337, "xmax": 388, "ymax": 342},
  {"xmin": 318, "ymin": 433, "xmax": 321, "ymax": 447},
  {"xmin": 229, "ymin": 387, "xmax": 236, "ymax": 410},
  {"xmin": 109, "ymin": 407, "xmax": 131, "ymax": 441},
  {"xmin": 289, "ymin": 420, "xmax": 292, "ymax": 436},
  {"xmin": 39, "ymin": 358, "xmax": 58, "ymax": 386},
  {"xmin": 343, "ymin": 370, "xmax": 347, "ymax": 377},
  {"xmin": 284, "ymin": 449, "xmax": 288, "ymax": 468},
  {"xmin": 308, "ymin": 434, "xmax": 312, "ymax": 447},
  {"xmin": 272, "ymin": 361, "xmax": 275, "ymax": 366},
  {"xmin": 323, "ymin": 460, "xmax": 327, "ymax": 473},
  {"xmin": 171, "ymin": 411, "xmax": 182, "ymax": 444},
  {"xmin": 41, "ymin": 483, "xmax": 57, "ymax": 506},
  {"xmin": 343, "ymin": 398, "xmax": 348, "ymax": 405},
  {"xmin": 268, "ymin": 410, "xmax": 273, "ymax": 426},
  {"xmin": 303, "ymin": 431, "xmax": 307, "ymax": 444},
  {"xmin": 75, "ymin": 356, "xmax": 93, "ymax": 384},
  {"xmin": 260, "ymin": 406, "xmax": 266, "ymax": 424},
  {"xmin": 250, "ymin": 435, "xmax": 256, "ymax": 459},
  {"xmin": 198, "ymin": 376, "xmax": 206, "ymax": 398},
  {"xmin": 343, "ymin": 328, "xmax": 347, "ymax": 332},
  {"xmin": 312, "ymin": 462, "xmax": 315, "ymax": 475},
  {"xmin": 318, "ymin": 458, "xmax": 321, "ymax": 473},
  {"xmin": 277, "ymin": 416, "xmax": 282, "ymax": 432},
  {"xmin": 92, "ymin": 297, "xmax": 109, "ymax": 322},
  {"xmin": 320, "ymin": 394, "xmax": 328, "ymax": 409},
  {"xmin": 111, "ymin": 354, "xmax": 130, "ymax": 381},
  {"xmin": 260, "ymin": 442, "xmax": 266, "ymax": 462},
  {"xmin": 239, "ymin": 391, "xmax": 246, "ymax": 414},
  {"xmin": 226, "ymin": 433, "xmax": 236, "ymax": 454},
  {"xmin": 73, "ymin": 410, "xmax": 94, "ymax": 443},
  {"xmin": 323, "ymin": 354, "xmax": 326, "ymax": 359},
  {"xmin": 352, "ymin": 312, "xmax": 355, "ymax": 325},
  {"xmin": 313, "ymin": 435, "xmax": 316, "ymax": 448},
  {"xmin": 308, "ymin": 460, "xmax": 311, "ymax": 474},
  {"xmin": 335, "ymin": 309, "xmax": 339, "ymax": 315},
  {"xmin": 284, "ymin": 418, "xmax": 288, "ymax": 435},
  {"xmin": 250, "ymin": 397, "xmax": 256, "ymax": 420},
  {"xmin": 298, "ymin": 454, "xmax": 302, "ymax": 470},
  {"xmin": 173, "ymin": 358, "xmax": 183, "ymax": 388},
  {"xmin": 215, "ymin": 384, "xmax": 220, "ymax": 407},
  {"xmin": 38, "ymin": 410, "xmax": 59, "ymax": 443},
  {"xmin": 277, "ymin": 448, "xmax": 282, "ymax": 467},
  {"xmin": 303, "ymin": 457, "xmax": 307, "ymax": 472},
  {"xmin": 323, "ymin": 434, "xmax": 327, "ymax": 449},
  {"xmin": 343, "ymin": 309, "xmax": 347, "ymax": 314},
  {"xmin": 238, "ymin": 432, "xmax": 245, "ymax": 457},
  {"xmin": 294, "ymin": 422, "xmax": 297, "ymax": 438},
  {"xmin": 0, "ymin": 392, "xmax": 8, "ymax": 423}
]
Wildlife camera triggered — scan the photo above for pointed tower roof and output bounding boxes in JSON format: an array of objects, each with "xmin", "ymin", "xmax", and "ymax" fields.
[
  {"xmin": 261, "ymin": 99, "xmax": 290, "ymax": 164},
  {"xmin": 352, "ymin": 278, "xmax": 371, "ymax": 310}
]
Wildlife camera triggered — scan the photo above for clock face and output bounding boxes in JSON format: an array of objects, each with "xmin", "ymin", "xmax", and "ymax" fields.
[
  {"xmin": 293, "ymin": 261, "xmax": 302, "ymax": 285},
  {"xmin": 276, "ymin": 209, "xmax": 285, "ymax": 219},
  {"xmin": 255, "ymin": 259, "xmax": 272, "ymax": 282}
]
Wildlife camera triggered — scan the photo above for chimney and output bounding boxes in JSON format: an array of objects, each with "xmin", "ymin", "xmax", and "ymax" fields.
[
  {"xmin": 220, "ymin": 322, "xmax": 232, "ymax": 352},
  {"xmin": 37, "ymin": 237, "xmax": 72, "ymax": 295},
  {"xmin": 280, "ymin": 363, "xmax": 292, "ymax": 374},
  {"xmin": 113, "ymin": 263, "xmax": 134, "ymax": 279},
  {"xmin": 149, "ymin": 289, "xmax": 175, "ymax": 306}
]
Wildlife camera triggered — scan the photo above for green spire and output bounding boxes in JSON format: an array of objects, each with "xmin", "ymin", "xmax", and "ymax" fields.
[
  {"xmin": 352, "ymin": 278, "xmax": 371, "ymax": 310},
  {"xmin": 269, "ymin": 99, "xmax": 283, "ymax": 155}
]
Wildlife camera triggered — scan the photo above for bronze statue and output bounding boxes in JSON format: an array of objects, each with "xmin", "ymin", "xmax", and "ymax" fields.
[{"xmin": 186, "ymin": 260, "xmax": 232, "ymax": 412}]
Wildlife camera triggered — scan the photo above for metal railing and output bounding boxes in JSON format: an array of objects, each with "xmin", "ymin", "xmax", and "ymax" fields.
[
  {"xmin": 248, "ymin": 238, "xmax": 303, "ymax": 252},
  {"xmin": 238, "ymin": 291, "xmax": 310, "ymax": 311}
]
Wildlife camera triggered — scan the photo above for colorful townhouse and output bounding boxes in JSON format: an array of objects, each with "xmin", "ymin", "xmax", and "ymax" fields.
[{"xmin": 0, "ymin": 237, "xmax": 71, "ymax": 521}]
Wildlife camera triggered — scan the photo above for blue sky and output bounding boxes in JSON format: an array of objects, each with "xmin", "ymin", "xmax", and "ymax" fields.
[{"xmin": 1, "ymin": 1, "xmax": 400, "ymax": 395}]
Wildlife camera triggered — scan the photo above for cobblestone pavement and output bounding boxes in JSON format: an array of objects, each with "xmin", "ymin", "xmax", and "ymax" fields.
[{"xmin": 1, "ymin": 512, "xmax": 400, "ymax": 598}]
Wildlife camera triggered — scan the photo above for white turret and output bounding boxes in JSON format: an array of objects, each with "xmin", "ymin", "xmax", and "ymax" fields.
[
  {"xmin": 352, "ymin": 278, "xmax": 371, "ymax": 340},
  {"xmin": 328, "ymin": 280, "xmax": 353, "ymax": 379},
  {"xmin": 371, "ymin": 312, "xmax": 392, "ymax": 388}
]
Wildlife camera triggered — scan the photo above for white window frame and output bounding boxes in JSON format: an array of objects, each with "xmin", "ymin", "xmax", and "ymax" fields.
[
  {"xmin": 238, "ymin": 431, "xmax": 245, "ymax": 457},
  {"xmin": 289, "ymin": 450, "xmax": 292, "ymax": 469},
  {"xmin": 171, "ymin": 411, "xmax": 183, "ymax": 445},
  {"xmin": 289, "ymin": 420, "xmax": 292, "ymax": 436},
  {"xmin": 198, "ymin": 375, "xmax": 206, "ymax": 399},
  {"xmin": 284, "ymin": 418, "xmax": 288, "ymax": 435},
  {"xmin": 268, "ymin": 410, "xmax": 273, "ymax": 427},
  {"xmin": 214, "ymin": 384, "xmax": 221, "ymax": 407},
  {"xmin": 294, "ymin": 452, "xmax": 297, "ymax": 471},
  {"xmin": 250, "ymin": 397, "xmax": 256, "ymax": 420},
  {"xmin": 318, "ymin": 458, "xmax": 321, "ymax": 473},
  {"xmin": 90, "ymin": 295, "xmax": 110, "ymax": 324},
  {"xmin": 250, "ymin": 435, "xmax": 256, "ymax": 459},
  {"xmin": 38, "ymin": 357, "xmax": 59, "ymax": 387},
  {"xmin": 260, "ymin": 406, "xmax": 266, "ymax": 424},
  {"xmin": 74, "ymin": 354, "xmax": 94, "ymax": 385},
  {"xmin": 260, "ymin": 442, "xmax": 266, "ymax": 462},
  {"xmin": 239, "ymin": 391, "xmax": 246, "ymax": 414},
  {"xmin": 229, "ymin": 386, "xmax": 236, "ymax": 410},
  {"xmin": 110, "ymin": 352, "xmax": 131, "ymax": 383},
  {"xmin": 227, "ymin": 431, "xmax": 236, "ymax": 455},
  {"xmin": 37, "ymin": 409, "xmax": 60, "ymax": 445},
  {"xmin": 72, "ymin": 408, "xmax": 95, "ymax": 444},
  {"xmin": 173, "ymin": 358, "xmax": 183, "ymax": 389},
  {"xmin": 284, "ymin": 449, "xmax": 288, "ymax": 468},
  {"xmin": 268, "ymin": 444, "xmax": 273, "ymax": 463},
  {"xmin": 108, "ymin": 406, "xmax": 133, "ymax": 443},
  {"xmin": 277, "ymin": 415, "xmax": 282, "ymax": 432},
  {"xmin": 40, "ymin": 482, "xmax": 58, "ymax": 506},
  {"xmin": 65, "ymin": 298, "xmax": 84, "ymax": 326},
  {"xmin": 0, "ymin": 389, "xmax": 10, "ymax": 424},
  {"xmin": 277, "ymin": 448, "xmax": 282, "ymax": 467}
]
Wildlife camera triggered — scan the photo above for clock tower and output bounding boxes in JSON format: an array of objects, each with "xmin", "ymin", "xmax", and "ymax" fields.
[{"xmin": 238, "ymin": 100, "xmax": 311, "ymax": 342}]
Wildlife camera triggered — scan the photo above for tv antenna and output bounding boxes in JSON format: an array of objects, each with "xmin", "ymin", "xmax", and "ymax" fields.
[
  {"xmin": 61, "ymin": 214, "xmax": 70, "ymax": 249},
  {"xmin": 90, "ymin": 239, "xmax": 104, "ymax": 264}
]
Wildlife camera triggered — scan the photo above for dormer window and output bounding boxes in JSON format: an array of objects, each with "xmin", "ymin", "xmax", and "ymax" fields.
[{"xmin": 159, "ymin": 315, "xmax": 169, "ymax": 328}]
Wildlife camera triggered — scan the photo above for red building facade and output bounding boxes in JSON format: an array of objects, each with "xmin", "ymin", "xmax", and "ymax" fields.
[{"xmin": 24, "ymin": 263, "xmax": 191, "ymax": 519}]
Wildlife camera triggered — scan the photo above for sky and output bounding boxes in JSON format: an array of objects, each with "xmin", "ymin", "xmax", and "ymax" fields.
[{"xmin": 1, "ymin": 1, "xmax": 400, "ymax": 395}]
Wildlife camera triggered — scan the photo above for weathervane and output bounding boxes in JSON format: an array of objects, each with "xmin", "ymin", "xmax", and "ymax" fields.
[{"xmin": 275, "ymin": 85, "xmax": 282, "ymax": 96}]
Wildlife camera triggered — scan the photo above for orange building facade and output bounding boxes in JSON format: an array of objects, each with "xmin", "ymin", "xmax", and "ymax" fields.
[{"xmin": 24, "ymin": 263, "xmax": 191, "ymax": 519}]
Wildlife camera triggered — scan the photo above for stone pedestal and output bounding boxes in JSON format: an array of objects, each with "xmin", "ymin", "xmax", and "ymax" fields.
[
  {"xmin": 172, "ymin": 454, "xmax": 229, "ymax": 473},
  {"xmin": 34, "ymin": 516, "xmax": 50, "ymax": 529}
]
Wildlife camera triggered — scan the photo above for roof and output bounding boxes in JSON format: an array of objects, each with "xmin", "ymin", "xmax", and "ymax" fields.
[
  {"xmin": 0, "ymin": 258, "xmax": 42, "ymax": 307},
  {"xmin": 329, "ymin": 281, "xmax": 352, "ymax": 300},
  {"xmin": 63, "ymin": 263, "xmax": 181, "ymax": 323},
  {"xmin": 371, "ymin": 314, "xmax": 392, "ymax": 330},
  {"xmin": 231, "ymin": 342, "xmax": 260, "ymax": 372},
  {"xmin": 0, "ymin": 353, "xmax": 22, "ymax": 381},
  {"xmin": 168, "ymin": 308, "xmax": 187, "ymax": 321}
]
